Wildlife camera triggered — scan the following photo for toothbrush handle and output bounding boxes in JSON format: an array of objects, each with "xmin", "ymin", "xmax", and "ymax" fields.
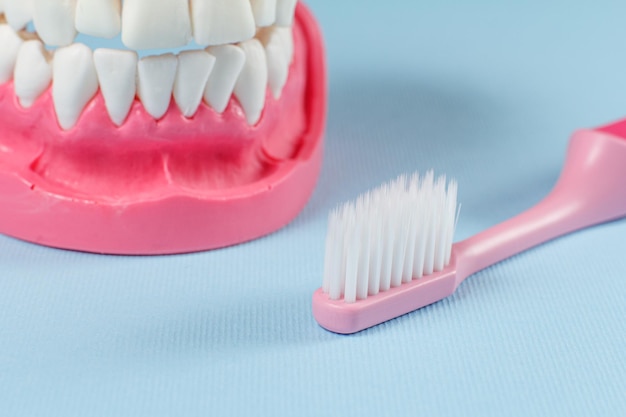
[{"xmin": 454, "ymin": 129, "xmax": 626, "ymax": 284}]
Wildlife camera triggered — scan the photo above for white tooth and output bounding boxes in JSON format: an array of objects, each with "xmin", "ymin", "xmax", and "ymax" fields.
[
  {"xmin": 204, "ymin": 45, "xmax": 245, "ymax": 113},
  {"xmin": 33, "ymin": 0, "xmax": 77, "ymax": 46},
  {"xmin": 275, "ymin": 0, "xmax": 297, "ymax": 26},
  {"xmin": 258, "ymin": 27, "xmax": 292, "ymax": 99},
  {"xmin": 191, "ymin": 0, "xmax": 255, "ymax": 46},
  {"xmin": 173, "ymin": 50, "xmax": 215, "ymax": 118},
  {"xmin": 14, "ymin": 40, "xmax": 52, "ymax": 108},
  {"xmin": 234, "ymin": 39, "xmax": 268, "ymax": 125},
  {"xmin": 250, "ymin": 0, "xmax": 276, "ymax": 27},
  {"xmin": 137, "ymin": 54, "xmax": 178, "ymax": 119},
  {"xmin": 122, "ymin": 0, "xmax": 191, "ymax": 50},
  {"xmin": 52, "ymin": 43, "xmax": 98, "ymax": 130},
  {"xmin": 75, "ymin": 0, "xmax": 121, "ymax": 39},
  {"xmin": 5, "ymin": 0, "xmax": 34, "ymax": 30},
  {"xmin": 0, "ymin": 24, "xmax": 23, "ymax": 83},
  {"xmin": 93, "ymin": 49, "xmax": 137, "ymax": 126}
]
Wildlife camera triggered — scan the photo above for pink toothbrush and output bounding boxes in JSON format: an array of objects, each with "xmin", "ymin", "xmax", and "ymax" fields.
[{"xmin": 312, "ymin": 122, "xmax": 626, "ymax": 334}]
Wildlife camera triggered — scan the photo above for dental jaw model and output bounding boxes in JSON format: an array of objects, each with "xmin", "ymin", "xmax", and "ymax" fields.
[{"xmin": 0, "ymin": 0, "xmax": 326, "ymax": 254}]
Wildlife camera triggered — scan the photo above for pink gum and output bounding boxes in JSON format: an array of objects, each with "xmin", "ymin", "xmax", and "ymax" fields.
[
  {"xmin": 313, "ymin": 126, "xmax": 626, "ymax": 334},
  {"xmin": 0, "ymin": 3, "xmax": 327, "ymax": 254}
]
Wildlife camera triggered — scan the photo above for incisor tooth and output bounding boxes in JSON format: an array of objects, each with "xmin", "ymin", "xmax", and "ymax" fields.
[
  {"xmin": 33, "ymin": 0, "xmax": 78, "ymax": 46},
  {"xmin": 14, "ymin": 40, "xmax": 52, "ymax": 108},
  {"xmin": 234, "ymin": 39, "xmax": 268, "ymax": 125},
  {"xmin": 275, "ymin": 0, "xmax": 297, "ymax": 27},
  {"xmin": 122, "ymin": 0, "xmax": 191, "ymax": 50},
  {"xmin": 93, "ymin": 49, "xmax": 137, "ymax": 126},
  {"xmin": 75, "ymin": 0, "xmax": 121, "ymax": 39},
  {"xmin": 204, "ymin": 45, "xmax": 245, "ymax": 114},
  {"xmin": 173, "ymin": 50, "xmax": 216, "ymax": 118},
  {"xmin": 250, "ymin": 0, "xmax": 276, "ymax": 27},
  {"xmin": 258, "ymin": 27, "xmax": 292, "ymax": 99},
  {"xmin": 192, "ymin": 0, "xmax": 255, "ymax": 46},
  {"xmin": 137, "ymin": 54, "xmax": 178, "ymax": 119},
  {"xmin": 5, "ymin": 0, "xmax": 34, "ymax": 30},
  {"xmin": 0, "ymin": 24, "xmax": 23, "ymax": 83},
  {"xmin": 52, "ymin": 43, "xmax": 98, "ymax": 130}
]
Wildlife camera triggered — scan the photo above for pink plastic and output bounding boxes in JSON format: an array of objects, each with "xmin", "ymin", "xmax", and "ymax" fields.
[
  {"xmin": 0, "ymin": 3, "xmax": 327, "ymax": 254},
  {"xmin": 313, "ymin": 126, "xmax": 626, "ymax": 333}
]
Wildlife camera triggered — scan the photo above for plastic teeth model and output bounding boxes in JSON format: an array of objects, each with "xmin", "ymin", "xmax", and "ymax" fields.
[{"xmin": 0, "ymin": 0, "xmax": 326, "ymax": 254}]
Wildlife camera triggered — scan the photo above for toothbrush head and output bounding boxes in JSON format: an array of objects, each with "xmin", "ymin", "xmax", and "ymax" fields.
[{"xmin": 314, "ymin": 171, "xmax": 460, "ymax": 333}]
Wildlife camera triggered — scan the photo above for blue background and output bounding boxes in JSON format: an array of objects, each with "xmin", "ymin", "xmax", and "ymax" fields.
[{"xmin": 1, "ymin": 1, "xmax": 625, "ymax": 415}]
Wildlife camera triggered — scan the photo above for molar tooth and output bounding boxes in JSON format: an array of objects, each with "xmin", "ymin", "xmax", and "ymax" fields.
[
  {"xmin": 250, "ymin": 0, "xmax": 276, "ymax": 27},
  {"xmin": 173, "ymin": 50, "xmax": 216, "ymax": 118},
  {"xmin": 33, "ymin": 0, "xmax": 78, "ymax": 46},
  {"xmin": 0, "ymin": 24, "xmax": 23, "ymax": 83},
  {"xmin": 52, "ymin": 43, "xmax": 98, "ymax": 130},
  {"xmin": 137, "ymin": 54, "xmax": 178, "ymax": 119},
  {"xmin": 275, "ymin": 0, "xmax": 297, "ymax": 26},
  {"xmin": 122, "ymin": 0, "xmax": 191, "ymax": 50},
  {"xmin": 93, "ymin": 48, "xmax": 137, "ymax": 126},
  {"xmin": 5, "ymin": 0, "xmax": 34, "ymax": 30},
  {"xmin": 203, "ymin": 45, "xmax": 245, "ymax": 114},
  {"xmin": 14, "ymin": 40, "xmax": 52, "ymax": 108},
  {"xmin": 258, "ymin": 27, "xmax": 292, "ymax": 99},
  {"xmin": 191, "ymin": 0, "xmax": 255, "ymax": 46},
  {"xmin": 75, "ymin": 0, "xmax": 121, "ymax": 39},
  {"xmin": 234, "ymin": 39, "xmax": 268, "ymax": 125}
]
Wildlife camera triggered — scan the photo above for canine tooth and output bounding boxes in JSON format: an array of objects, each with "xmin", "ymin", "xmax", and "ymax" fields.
[
  {"xmin": 75, "ymin": 0, "xmax": 121, "ymax": 39},
  {"xmin": 14, "ymin": 40, "xmax": 52, "ymax": 108},
  {"xmin": 93, "ymin": 49, "xmax": 137, "ymax": 126},
  {"xmin": 258, "ymin": 27, "xmax": 292, "ymax": 99},
  {"xmin": 275, "ymin": 0, "xmax": 297, "ymax": 26},
  {"xmin": 33, "ymin": 0, "xmax": 78, "ymax": 46},
  {"xmin": 204, "ymin": 45, "xmax": 245, "ymax": 113},
  {"xmin": 250, "ymin": 0, "xmax": 276, "ymax": 27},
  {"xmin": 122, "ymin": 0, "xmax": 191, "ymax": 50},
  {"xmin": 52, "ymin": 43, "xmax": 98, "ymax": 130},
  {"xmin": 191, "ymin": 0, "xmax": 255, "ymax": 46},
  {"xmin": 137, "ymin": 54, "xmax": 178, "ymax": 119},
  {"xmin": 5, "ymin": 0, "xmax": 34, "ymax": 30},
  {"xmin": 173, "ymin": 50, "xmax": 216, "ymax": 118},
  {"xmin": 0, "ymin": 24, "xmax": 23, "ymax": 83},
  {"xmin": 234, "ymin": 39, "xmax": 268, "ymax": 125}
]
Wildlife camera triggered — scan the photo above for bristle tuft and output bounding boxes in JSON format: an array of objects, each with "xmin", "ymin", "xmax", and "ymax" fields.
[{"xmin": 322, "ymin": 171, "xmax": 459, "ymax": 303}]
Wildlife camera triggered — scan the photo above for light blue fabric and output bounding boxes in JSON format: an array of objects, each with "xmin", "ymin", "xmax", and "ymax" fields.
[{"xmin": 1, "ymin": 1, "xmax": 625, "ymax": 416}]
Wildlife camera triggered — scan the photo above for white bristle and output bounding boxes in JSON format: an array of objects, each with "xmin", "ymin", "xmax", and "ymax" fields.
[{"xmin": 323, "ymin": 171, "xmax": 460, "ymax": 303}]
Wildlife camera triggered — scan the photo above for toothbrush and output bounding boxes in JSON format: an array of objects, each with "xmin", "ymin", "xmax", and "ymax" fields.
[{"xmin": 312, "ymin": 123, "xmax": 626, "ymax": 334}]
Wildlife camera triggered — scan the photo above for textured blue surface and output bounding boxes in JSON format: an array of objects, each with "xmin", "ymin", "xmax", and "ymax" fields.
[{"xmin": 1, "ymin": 1, "xmax": 625, "ymax": 416}]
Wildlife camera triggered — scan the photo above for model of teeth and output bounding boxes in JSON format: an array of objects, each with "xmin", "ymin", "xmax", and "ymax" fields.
[{"xmin": 0, "ymin": 0, "xmax": 326, "ymax": 254}]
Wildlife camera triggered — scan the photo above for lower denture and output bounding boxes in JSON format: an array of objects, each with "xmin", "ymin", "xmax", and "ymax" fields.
[
  {"xmin": 0, "ymin": 21, "xmax": 307, "ymax": 197},
  {"xmin": 0, "ymin": 3, "xmax": 327, "ymax": 254}
]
